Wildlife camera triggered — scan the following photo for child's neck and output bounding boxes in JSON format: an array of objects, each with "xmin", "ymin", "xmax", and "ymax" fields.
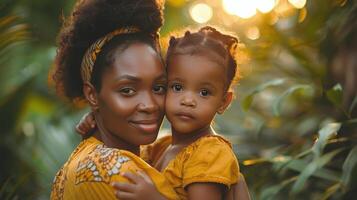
[{"xmin": 171, "ymin": 125, "xmax": 215, "ymax": 146}]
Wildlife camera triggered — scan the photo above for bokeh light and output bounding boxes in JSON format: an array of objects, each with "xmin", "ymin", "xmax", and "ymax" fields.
[
  {"xmin": 222, "ymin": 0, "xmax": 257, "ymax": 19},
  {"xmin": 189, "ymin": 3, "xmax": 213, "ymax": 23},
  {"xmin": 245, "ymin": 26, "xmax": 260, "ymax": 40},
  {"xmin": 256, "ymin": 0, "xmax": 276, "ymax": 13},
  {"xmin": 288, "ymin": 0, "xmax": 307, "ymax": 9}
]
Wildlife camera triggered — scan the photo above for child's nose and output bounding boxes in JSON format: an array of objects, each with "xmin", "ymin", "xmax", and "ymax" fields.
[{"xmin": 180, "ymin": 94, "xmax": 196, "ymax": 107}]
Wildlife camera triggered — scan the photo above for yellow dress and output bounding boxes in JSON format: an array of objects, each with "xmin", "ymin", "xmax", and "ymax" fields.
[
  {"xmin": 51, "ymin": 136, "xmax": 179, "ymax": 200},
  {"xmin": 141, "ymin": 134, "xmax": 240, "ymax": 200}
]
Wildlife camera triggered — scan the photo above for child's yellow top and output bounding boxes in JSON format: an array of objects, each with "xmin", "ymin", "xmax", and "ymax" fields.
[
  {"xmin": 51, "ymin": 136, "xmax": 179, "ymax": 200},
  {"xmin": 141, "ymin": 134, "xmax": 240, "ymax": 199}
]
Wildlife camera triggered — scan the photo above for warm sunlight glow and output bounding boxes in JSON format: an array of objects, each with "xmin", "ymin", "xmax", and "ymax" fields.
[
  {"xmin": 256, "ymin": 0, "xmax": 276, "ymax": 13},
  {"xmin": 190, "ymin": 3, "xmax": 213, "ymax": 23},
  {"xmin": 245, "ymin": 26, "xmax": 260, "ymax": 40},
  {"xmin": 288, "ymin": 0, "xmax": 307, "ymax": 9},
  {"xmin": 222, "ymin": 0, "xmax": 256, "ymax": 19}
]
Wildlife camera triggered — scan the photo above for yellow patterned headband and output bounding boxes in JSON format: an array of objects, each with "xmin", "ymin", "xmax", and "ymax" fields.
[{"xmin": 81, "ymin": 27, "xmax": 140, "ymax": 83}]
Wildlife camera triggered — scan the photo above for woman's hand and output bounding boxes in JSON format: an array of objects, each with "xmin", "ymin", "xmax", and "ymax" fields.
[
  {"xmin": 75, "ymin": 112, "xmax": 96, "ymax": 136},
  {"xmin": 112, "ymin": 171, "xmax": 166, "ymax": 200}
]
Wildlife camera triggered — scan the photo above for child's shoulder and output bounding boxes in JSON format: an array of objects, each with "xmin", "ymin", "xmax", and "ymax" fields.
[
  {"xmin": 141, "ymin": 134, "xmax": 172, "ymax": 164},
  {"xmin": 178, "ymin": 134, "xmax": 240, "ymax": 189},
  {"xmin": 189, "ymin": 134, "xmax": 233, "ymax": 153},
  {"xmin": 178, "ymin": 134, "xmax": 238, "ymax": 164}
]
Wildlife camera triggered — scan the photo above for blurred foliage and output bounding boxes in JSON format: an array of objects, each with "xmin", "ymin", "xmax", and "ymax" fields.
[{"xmin": 0, "ymin": 0, "xmax": 356, "ymax": 199}]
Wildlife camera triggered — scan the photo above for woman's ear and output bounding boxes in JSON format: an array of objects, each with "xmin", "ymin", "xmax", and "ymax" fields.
[
  {"xmin": 217, "ymin": 92, "xmax": 233, "ymax": 114},
  {"xmin": 83, "ymin": 82, "xmax": 99, "ymax": 111}
]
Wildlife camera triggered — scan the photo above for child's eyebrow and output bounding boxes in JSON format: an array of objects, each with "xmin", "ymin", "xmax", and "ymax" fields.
[
  {"xmin": 115, "ymin": 75, "xmax": 140, "ymax": 82},
  {"xmin": 155, "ymin": 74, "xmax": 167, "ymax": 81},
  {"xmin": 200, "ymin": 82, "xmax": 218, "ymax": 90},
  {"xmin": 168, "ymin": 77, "xmax": 184, "ymax": 82}
]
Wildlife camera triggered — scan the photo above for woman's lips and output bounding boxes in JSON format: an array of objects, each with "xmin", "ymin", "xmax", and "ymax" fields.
[{"xmin": 130, "ymin": 120, "xmax": 159, "ymax": 133}]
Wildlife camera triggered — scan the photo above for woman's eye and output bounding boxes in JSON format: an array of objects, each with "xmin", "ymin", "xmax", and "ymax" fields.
[
  {"xmin": 153, "ymin": 85, "xmax": 166, "ymax": 94},
  {"xmin": 171, "ymin": 84, "xmax": 183, "ymax": 92},
  {"xmin": 200, "ymin": 89, "xmax": 210, "ymax": 97},
  {"xmin": 120, "ymin": 88, "xmax": 136, "ymax": 96}
]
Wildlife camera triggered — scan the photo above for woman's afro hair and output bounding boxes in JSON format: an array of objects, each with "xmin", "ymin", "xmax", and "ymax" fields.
[{"xmin": 52, "ymin": 0, "xmax": 164, "ymax": 100}]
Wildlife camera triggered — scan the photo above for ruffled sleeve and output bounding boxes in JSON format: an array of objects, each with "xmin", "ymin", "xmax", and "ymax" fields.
[{"xmin": 181, "ymin": 136, "xmax": 239, "ymax": 189}]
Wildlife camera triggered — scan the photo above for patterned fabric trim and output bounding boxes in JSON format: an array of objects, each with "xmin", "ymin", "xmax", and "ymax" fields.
[
  {"xmin": 75, "ymin": 144, "xmax": 130, "ymax": 184},
  {"xmin": 80, "ymin": 27, "xmax": 140, "ymax": 82}
]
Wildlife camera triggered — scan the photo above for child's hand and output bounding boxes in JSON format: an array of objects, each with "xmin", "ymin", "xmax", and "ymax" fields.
[
  {"xmin": 75, "ymin": 112, "xmax": 96, "ymax": 136},
  {"xmin": 112, "ymin": 171, "xmax": 166, "ymax": 200}
]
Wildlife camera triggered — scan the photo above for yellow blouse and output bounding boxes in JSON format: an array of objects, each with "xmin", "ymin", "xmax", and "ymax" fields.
[
  {"xmin": 51, "ymin": 136, "xmax": 179, "ymax": 200},
  {"xmin": 141, "ymin": 134, "xmax": 240, "ymax": 199}
]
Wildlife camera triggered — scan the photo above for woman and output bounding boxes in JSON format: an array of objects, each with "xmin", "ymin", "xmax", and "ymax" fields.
[{"xmin": 50, "ymin": 0, "xmax": 178, "ymax": 199}]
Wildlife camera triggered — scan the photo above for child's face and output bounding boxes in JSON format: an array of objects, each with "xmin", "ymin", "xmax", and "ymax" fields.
[{"xmin": 165, "ymin": 54, "xmax": 228, "ymax": 134}]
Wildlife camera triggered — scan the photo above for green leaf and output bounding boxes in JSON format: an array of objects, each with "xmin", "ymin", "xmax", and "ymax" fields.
[
  {"xmin": 241, "ymin": 78, "xmax": 286, "ymax": 111},
  {"xmin": 260, "ymin": 176, "xmax": 297, "ymax": 200},
  {"xmin": 326, "ymin": 84, "xmax": 343, "ymax": 107},
  {"xmin": 283, "ymin": 158, "xmax": 340, "ymax": 182},
  {"xmin": 341, "ymin": 146, "xmax": 357, "ymax": 189},
  {"xmin": 312, "ymin": 122, "xmax": 341, "ymax": 158},
  {"xmin": 241, "ymin": 94, "xmax": 254, "ymax": 111},
  {"xmin": 291, "ymin": 148, "xmax": 344, "ymax": 194},
  {"xmin": 321, "ymin": 182, "xmax": 341, "ymax": 200},
  {"xmin": 273, "ymin": 84, "xmax": 314, "ymax": 116},
  {"xmin": 349, "ymin": 95, "xmax": 357, "ymax": 115},
  {"xmin": 345, "ymin": 118, "xmax": 357, "ymax": 125}
]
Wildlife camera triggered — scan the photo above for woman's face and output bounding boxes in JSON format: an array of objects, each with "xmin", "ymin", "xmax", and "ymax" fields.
[{"xmin": 96, "ymin": 43, "xmax": 166, "ymax": 146}]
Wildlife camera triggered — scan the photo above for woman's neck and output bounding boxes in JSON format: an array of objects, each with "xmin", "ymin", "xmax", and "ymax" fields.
[
  {"xmin": 93, "ymin": 113, "xmax": 140, "ymax": 155},
  {"xmin": 93, "ymin": 131, "xmax": 140, "ymax": 155},
  {"xmin": 171, "ymin": 125, "xmax": 215, "ymax": 146}
]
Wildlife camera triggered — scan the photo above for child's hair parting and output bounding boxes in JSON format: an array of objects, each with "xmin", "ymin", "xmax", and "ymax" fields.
[
  {"xmin": 166, "ymin": 26, "xmax": 241, "ymax": 92},
  {"xmin": 51, "ymin": 0, "xmax": 164, "ymax": 101}
]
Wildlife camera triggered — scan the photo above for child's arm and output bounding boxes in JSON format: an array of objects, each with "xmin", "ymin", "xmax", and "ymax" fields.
[
  {"xmin": 186, "ymin": 182, "xmax": 226, "ymax": 200},
  {"xmin": 75, "ymin": 112, "xmax": 96, "ymax": 136},
  {"xmin": 224, "ymin": 174, "xmax": 251, "ymax": 200},
  {"xmin": 112, "ymin": 171, "xmax": 167, "ymax": 200}
]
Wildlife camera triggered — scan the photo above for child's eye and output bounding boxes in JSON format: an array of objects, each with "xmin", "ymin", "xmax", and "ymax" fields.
[
  {"xmin": 171, "ymin": 83, "xmax": 183, "ymax": 92},
  {"xmin": 200, "ymin": 89, "xmax": 210, "ymax": 97},
  {"xmin": 153, "ymin": 84, "xmax": 166, "ymax": 94},
  {"xmin": 119, "ymin": 87, "xmax": 136, "ymax": 96}
]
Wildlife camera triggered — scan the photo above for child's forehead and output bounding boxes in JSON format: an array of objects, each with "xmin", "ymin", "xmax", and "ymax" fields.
[{"xmin": 167, "ymin": 55, "xmax": 227, "ymax": 87}]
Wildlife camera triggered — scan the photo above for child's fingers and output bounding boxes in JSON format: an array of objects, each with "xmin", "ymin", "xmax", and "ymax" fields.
[
  {"xmin": 86, "ymin": 112, "xmax": 96, "ymax": 128},
  {"xmin": 75, "ymin": 124, "xmax": 85, "ymax": 135},
  {"xmin": 112, "ymin": 182, "xmax": 136, "ymax": 193},
  {"xmin": 115, "ymin": 191, "xmax": 135, "ymax": 200},
  {"xmin": 137, "ymin": 170, "xmax": 152, "ymax": 183},
  {"xmin": 84, "ymin": 121, "xmax": 92, "ymax": 132},
  {"xmin": 122, "ymin": 172, "xmax": 141, "ymax": 184}
]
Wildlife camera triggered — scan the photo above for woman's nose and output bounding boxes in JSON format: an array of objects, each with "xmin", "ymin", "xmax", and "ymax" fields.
[{"xmin": 137, "ymin": 93, "xmax": 159, "ymax": 113}]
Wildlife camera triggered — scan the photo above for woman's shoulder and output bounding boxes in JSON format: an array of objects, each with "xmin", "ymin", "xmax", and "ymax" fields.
[
  {"xmin": 52, "ymin": 137, "xmax": 174, "ymax": 200},
  {"xmin": 65, "ymin": 137, "xmax": 148, "ymax": 184}
]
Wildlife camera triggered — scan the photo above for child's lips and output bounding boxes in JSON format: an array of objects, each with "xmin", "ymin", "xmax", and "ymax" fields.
[{"xmin": 175, "ymin": 112, "xmax": 194, "ymax": 120}]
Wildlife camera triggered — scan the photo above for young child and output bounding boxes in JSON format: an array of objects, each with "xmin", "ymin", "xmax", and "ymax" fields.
[{"xmin": 78, "ymin": 26, "xmax": 247, "ymax": 200}]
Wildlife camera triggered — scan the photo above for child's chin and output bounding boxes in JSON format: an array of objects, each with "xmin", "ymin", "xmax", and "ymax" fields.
[{"xmin": 172, "ymin": 125, "xmax": 196, "ymax": 134}]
